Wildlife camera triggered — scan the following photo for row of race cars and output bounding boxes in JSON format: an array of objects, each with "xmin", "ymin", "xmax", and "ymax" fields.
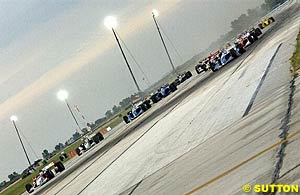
[
  {"xmin": 24, "ymin": 73, "xmax": 194, "ymax": 192},
  {"xmin": 122, "ymin": 71, "xmax": 193, "ymax": 124},
  {"xmin": 24, "ymin": 71, "xmax": 193, "ymax": 193},
  {"xmin": 25, "ymin": 71, "xmax": 192, "ymax": 193},
  {"xmin": 23, "ymin": 16, "xmax": 276, "ymax": 194},
  {"xmin": 25, "ymin": 132, "xmax": 104, "ymax": 193},
  {"xmin": 195, "ymin": 17, "xmax": 275, "ymax": 74},
  {"xmin": 122, "ymin": 16, "xmax": 275, "ymax": 125},
  {"xmin": 24, "ymin": 72, "xmax": 192, "ymax": 193}
]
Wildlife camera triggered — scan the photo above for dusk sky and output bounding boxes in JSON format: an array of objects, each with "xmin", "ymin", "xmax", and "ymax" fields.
[{"xmin": 0, "ymin": 0, "xmax": 263, "ymax": 181}]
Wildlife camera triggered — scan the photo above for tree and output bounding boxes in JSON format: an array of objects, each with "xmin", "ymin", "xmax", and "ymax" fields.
[
  {"xmin": 95, "ymin": 117, "xmax": 106, "ymax": 125},
  {"xmin": 87, "ymin": 122, "xmax": 96, "ymax": 129},
  {"xmin": 81, "ymin": 127, "xmax": 89, "ymax": 135},
  {"xmin": 112, "ymin": 105, "xmax": 121, "ymax": 114},
  {"xmin": 8, "ymin": 172, "xmax": 19, "ymax": 181},
  {"xmin": 59, "ymin": 143, "xmax": 64, "ymax": 149},
  {"xmin": 72, "ymin": 132, "xmax": 81, "ymax": 141},
  {"xmin": 0, "ymin": 181, "xmax": 7, "ymax": 187},
  {"xmin": 230, "ymin": 13, "xmax": 250, "ymax": 34},
  {"xmin": 119, "ymin": 97, "xmax": 131, "ymax": 108},
  {"xmin": 42, "ymin": 149, "xmax": 50, "ymax": 160},
  {"xmin": 54, "ymin": 143, "xmax": 64, "ymax": 151},
  {"xmin": 105, "ymin": 110, "xmax": 113, "ymax": 118},
  {"xmin": 55, "ymin": 145, "xmax": 60, "ymax": 151},
  {"xmin": 247, "ymin": 8, "xmax": 260, "ymax": 19},
  {"xmin": 8, "ymin": 174, "xmax": 14, "ymax": 181}
]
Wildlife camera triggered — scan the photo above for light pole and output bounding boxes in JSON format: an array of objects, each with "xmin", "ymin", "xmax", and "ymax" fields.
[
  {"xmin": 10, "ymin": 115, "xmax": 31, "ymax": 166},
  {"xmin": 152, "ymin": 9, "xmax": 176, "ymax": 72},
  {"xmin": 104, "ymin": 16, "xmax": 141, "ymax": 92},
  {"xmin": 57, "ymin": 90, "xmax": 81, "ymax": 133}
]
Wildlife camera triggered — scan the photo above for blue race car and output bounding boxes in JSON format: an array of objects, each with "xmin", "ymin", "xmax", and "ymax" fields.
[
  {"xmin": 123, "ymin": 100, "xmax": 151, "ymax": 124},
  {"xmin": 150, "ymin": 83, "xmax": 177, "ymax": 104}
]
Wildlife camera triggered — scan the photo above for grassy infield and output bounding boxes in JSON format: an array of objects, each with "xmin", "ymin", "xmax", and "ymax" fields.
[
  {"xmin": 2, "ymin": 31, "xmax": 300, "ymax": 195},
  {"xmin": 290, "ymin": 31, "xmax": 300, "ymax": 75}
]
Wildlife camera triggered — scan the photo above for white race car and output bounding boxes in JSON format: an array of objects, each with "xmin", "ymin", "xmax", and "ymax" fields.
[{"xmin": 25, "ymin": 161, "xmax": 65, "ymax": 193}]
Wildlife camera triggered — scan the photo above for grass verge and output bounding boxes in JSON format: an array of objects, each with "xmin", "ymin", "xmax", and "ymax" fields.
[{"xmin": 290, "ymin": 30, "xmax": 300, "ymax": 75}]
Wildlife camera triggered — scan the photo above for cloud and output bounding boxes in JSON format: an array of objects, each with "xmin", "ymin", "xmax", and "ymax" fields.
[{"xmin": 0, "ymin": 0, "xmax": 181, "ymax": 120}]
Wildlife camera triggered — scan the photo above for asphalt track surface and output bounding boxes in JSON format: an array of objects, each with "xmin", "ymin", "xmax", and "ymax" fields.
[{"xmin": 29, "ymin": 2, "xmax": 300, "ymax": 195}]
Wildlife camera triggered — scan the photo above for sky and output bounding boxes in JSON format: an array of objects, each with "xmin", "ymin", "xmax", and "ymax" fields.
[{"xmin": 0, "ymin": 0, "xmax": 264, "ymax": 181}]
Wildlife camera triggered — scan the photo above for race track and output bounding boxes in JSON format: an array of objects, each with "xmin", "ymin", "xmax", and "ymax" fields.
[{"xmin": 31, "ymin": 2, "xmax": 300, "ymax": 195}]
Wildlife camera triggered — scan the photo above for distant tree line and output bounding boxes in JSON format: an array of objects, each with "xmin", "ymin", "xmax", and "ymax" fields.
[
  {"xmin": 42, "ymin": 131, "xmax": 81, "ymax": 160},
  {"xmin": 203, "ymin": 0, "xmax": 287, "ymax": 55},
  {"xmin": 0, "ymin": 172, "xmax": 21, "ymax": 192},
  {"xmin": 90, "ymin": 94, "xmax": 138, "ymax": 128},
  {"xmin": 38, "ymin": 94, "xmax": 135, "ymax": 164}
]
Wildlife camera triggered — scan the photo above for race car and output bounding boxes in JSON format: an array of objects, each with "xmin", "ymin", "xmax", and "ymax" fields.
[
  {"xmin": 150, "ymin": 83, "xmax": 177, "ymax": 104},
  {"xmin": 160, "ymin": 84, "xmax": 172, "ymax": 97},
  {"xmin": 237, "ymin": 30, "xmax": 257, "ymax": 48},
  {"xmin": 221, "ymin": 50, "xmax": 235, "ymax": 64},
  {"xmin": 123, "ymin": 100, "xmax": 152, "ymax": 124},
  {"xmin": 25, "ymin": 161, "xmax": 65, "ymax": 193},
  {"xmin": 89, "ymin": 132, "xmax": 104, "ymax": 144},
  {"xmin": 250, "ymin": 27, "xmax": 263, "ymax": 37},
  {"xmin": 75, "ymin": 136, "xmax": 99, "ymax": 156},
  {"xmin": 150, "ymin": 91, "xmax": 163, "ymax": 104},
  {"xmin": 74, "ymin": 132, "xmax": 104, "ymax": 157},
  {"xmin": 209, "ymin": 48, "xmax": 239, "ymax": 72},
  {"xmin": 237, "ymin": 27, "xmax": 263, "ymax": 49},
  {"xmin": 225, "ymin": 41, "xmax": 246, "ymax": 57},
  {"xmin": 195, "ymin": 59, "xmax": 210, "ymax": 74},
  {"xmin": 258, "ymin": 17, "xmax": 275, "ymax": 29},
  {"xmin": 174, "ymin": 71, "xmax": 192, "ymax": 85},
  {"xmin": 209, "ymin": 56, "xmax": 222, "ymax": 72}
]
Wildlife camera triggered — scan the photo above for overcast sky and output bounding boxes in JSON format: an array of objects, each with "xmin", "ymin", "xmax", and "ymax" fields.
[{"xmin": 0, "ymin": 0, "xmax": 264, "ymax": 181}]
